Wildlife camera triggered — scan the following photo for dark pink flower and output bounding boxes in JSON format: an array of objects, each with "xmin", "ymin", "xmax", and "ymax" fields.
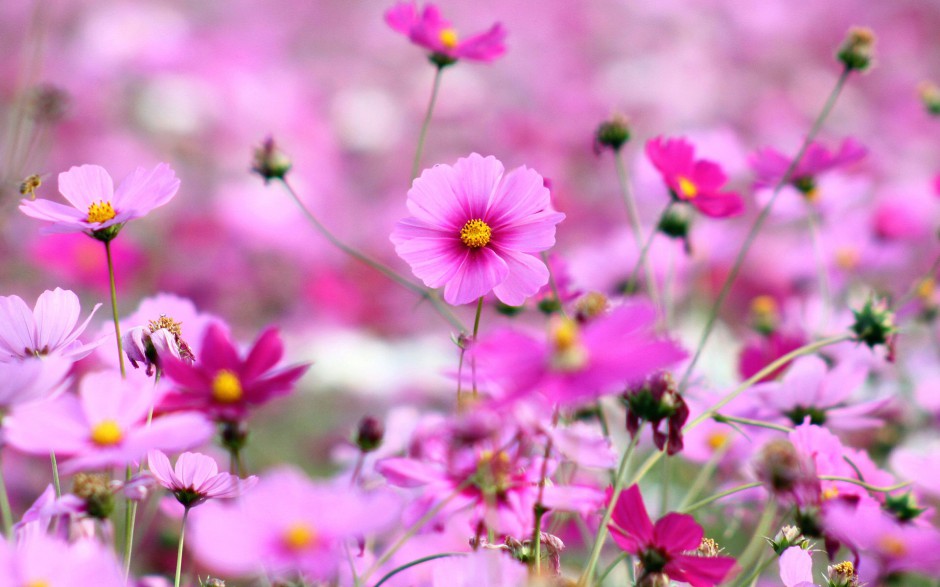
[
  {"xmin": 391, "ymin": 153, "xmax": 565, "ymax": 306},
  {"xmin": 646, "ymin": 137, "xmax": 744, "ymax": 218},
  {"xmin": 19, "ymin": 163, "xmax": 180, "ymax": 238},
  {"xmin": 148, "ymin": 450, "xmax": 257, "ymax": 508},
  {"xmin": 609, "ymin": 484, "xmax": 736, "ymax": 587},
  {"xmin": 386, "ymin": 2, "xmax": 506, "ymax": 65},
  {"xmin": 159, "ymin": 323, "xmax": 310, "ymax": 422},
  {"xmin": 749, "ymin": 138, "xmax": 867, "ymax": 193},
  {"xmin": 471, "ymin": 303, "xmax": 685, "ymax": 407}
]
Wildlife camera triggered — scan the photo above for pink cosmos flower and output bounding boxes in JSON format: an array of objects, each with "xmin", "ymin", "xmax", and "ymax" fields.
[
  {"xmin": 646, "ymin": 137, "xmax": 745, "ymax": 218},
  {"xmin": 609, "ymin": 484, "xmax": 736, "ymax": 587},
  {"xmin": 19, "ymin": 163, "xmax": 180, "ymax": 239},
  {"xmin": 0, "ymin": 531, "xmax": 125, "ymax": 587},
  {"xmin": 159, "ymin": 323, "xmax": 310, "ymax": 423},
  {"xmin": 188, "ymin": 467, "xmax": 398, "ymax": 581},
  {"xmin": 385, "ymin": 2, "xmax": 506, "ymax": 65},
  {"xmin": 738, "ymin": 330, "xmax": 807, "ymax": 383},
  {"xmin": 0, "ymin": 288, "xmax": 102, "ymax": 362},
  {"xmin": 148, "ymin": 450, "xmax": 257, "ymax": 508},
  {"xmin": 4, "ymin": 370, "xmax": 214, "ymax": 472},
  {"xmin": 391, "ymin": 153, "xmax": 565, "ymax": 306},
  {"xmin": 471, "ymin": 303, "xmax": 686, "ymax": 407},
  {"xmin": 750, "ymin": 138, "xmax": 867, "ymax": 192}
]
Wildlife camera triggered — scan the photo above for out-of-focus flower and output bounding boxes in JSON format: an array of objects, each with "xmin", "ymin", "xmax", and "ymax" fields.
[
  {"xmin": 0, "ymin": 357, "xmax": 70, "ymax": 407},
  {"xmin": 5, "ymin": 370, "xmax": 214, "ymax": 473},
  {"xmin": 750, "ymin": 138, "xmax": 867, "ymax": 197},
  {"xmin": 623, "ymin": 372, "xmax": 690, "ymax": 455},
  {"xmin": 0, "ymin": 288, "xmax": 102, "ymax": 362},
  {"xmin": 837, "ymin": 26, "xmax": 876, "ymax": 72},
  {"xmin": 159, "ymin": 323, "xmax": 310, "ymax": 423},
  {"xmin": 471, "ymin": 303, "xmax": 685, "ymax": 407},
  {"xmin": 385, "ymin": 2, "xmax": 506, "ymax": 67},
  {"xmin": 738, "ymin": 330, "xmax": 807, "ymax": 383},
  {"xmin": 919, "ymin": 81, "xmax": 940, "ymax": 116},
  {"xmin": 0, "ymin": 530, "xmax": 125, "ymax": 587},
  {"xmin": 148, "ymin": 450, "xmax": 257, "ymax": 508},
  {"xmin": 430, "ymin": 549, "xmax": 527, "ymax": 587},
  {"xmin": 251, "ymin": 137, "xmax": 292, "ymax": 183},
  {"xmin": 608, "ymin": 484, "xmax": 736, "ymax": 587},
  {"xmin": 188, "ymin": 467, "xmax": 398, "ymax": 582},
  {"xmin": 391, "ymin": 153, "xmax": 565, "ymax": 306},
  {"xmin": 19, "ymin": 163, "xmax": 180, "ymax": 241},
  {"xmin": 593, "ymin": 113, "xmax": 632, "ymax": 154},
  {"xmin": 123, "ymin": 314, "xmax": 195, "ymax": 376},
  {"xmin": 646, "ymin": 136, "xmax": 744, "ymax": 218},
  {"xmin": 850, "ymin": 298, "xmax": 896, "ymax": 351}
]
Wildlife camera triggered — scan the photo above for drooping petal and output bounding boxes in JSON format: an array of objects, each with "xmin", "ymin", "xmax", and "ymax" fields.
[{"xmin": 666, "ymin": 553, "xmax": 737, "ymax": 587}]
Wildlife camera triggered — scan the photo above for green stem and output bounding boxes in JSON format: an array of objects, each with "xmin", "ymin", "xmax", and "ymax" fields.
[
  {"xmin": 123, "ymin": 465, "xmax": 137, "ymax": 579},
  {"xmin": 104, "ymin": 240, "xmax": 126, "ymax": 377},
  {"xmin": 676, "ymin": 440, "xmax": 732, "ymax": 511},
  {"xmin": 735, "ymin": 554, "xmax": 777, "ymax": 587},
  {"xmin": 471, "ymin": 296, "xmax": 484, "ymax": 397},
  {"xmin": 734, "ymin": 500, "xmax": 778, "ymax": 581},
  {"xmin": 373, "ymin": 553, "xmax": 465, "ymax": 587},
  {"xmin": 817, "ymin": 476, "xmax": 912, "ymax": 493},
  {"xmin": 614, "ymin": 150, "xmax": 659, "ymax": 304},
  {"xmin": 578, "ymin": 431, "xmax": 641, "ymax": 586},
  {"xmin": 713, "ymin": 414, "xmax": 793, "ymax": 433},
  {"xmin": 678, "ymin": 68, "xmax": 852, "ymax": 390},
  {"xmin": 50, "ymin": 451, "xmax": 61, "ymax": 498},
  {"xmin": 174, "ymin": 507, "xmax": 190, "ymax": 587},
  {"xmin": 278, "ymin": 178, "xmax": 466, "ymax": 333},
  {"xmin": 680, "ymin": 482, "xmax": 762, "ymax": 514},
  {"xmin": 0, "ymin": 455, "xmax": 13, "ymax": 538},
  {"xmin": 411, "ymin": 66, "xmax": 445, "ymax": 181},
  {"xmin": 625, "ymin": 202, "xmax": 674, "ymax": 296},
  {"xmin": 530, "ymin": 438, "xmax": 554, "ymax": 576}
]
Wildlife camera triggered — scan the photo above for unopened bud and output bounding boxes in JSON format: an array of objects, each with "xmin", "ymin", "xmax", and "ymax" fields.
[
  {"xmin": 658, "ymin": 205, "xmax": 692, "ymax": 240},
  {"xmin": 885, "ymin": 491, "xmax": 927, "ymax": 522},
  {"xmin": 252, "ymin": 137, "xmax": 292, "ymax": 183},
  {"xmin": 850, "ymin": 298, "xmax": 896, "ymax": 349},
  {"xmin": 355, "ymin": 416, "xmax": 384, "ymax": 453},
  {"xmin": 837, "ymin": 27, "xmax": 875, "ymax": 72},
  {"xmin": 73, "ymin": 473, "xmax": 115, "ymax": 520},
  {"xmin": 749, "ymin": 295, "xmax": 779, "ymax": 335},
  {"xmin": 919, "ymin": 81, "xmax": 940, "ymax": 116},
  {"xmin": 572, "ymin": 292, "xmax": 608, "ymax": 323},
  {"xmin": 593, "ymin": 113, "xmax": 631, "ymax": 154},
  {"xmin": 767, "ymin": 525, "xmax": 810, "ymax": 554}
]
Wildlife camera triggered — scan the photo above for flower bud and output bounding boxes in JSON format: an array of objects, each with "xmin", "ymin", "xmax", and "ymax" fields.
[
  {"xmin": 593, "ymin": 113, "xmax": 631, "ymax": 154},
  {"xmin": 749, "ymin": 295, "xmax": 779, "ymax": 335},
  {"xmin": 572, "ymin": 292, "xmax": 609, "ymax": 323},
  {"xmin": 754, "ymin": 439, "xmax": 811, "ymax": 498},
  {"xmin": 919, "ymin": 81, "xmax": 940, "ymax": 116},
  {"xmin": 355, "ymin": 416, "xmax": 384, "ymax": 453},
  {"xmin": 658, "ymin": 204, "xmax": 692, "ymax": 240},
  {"xmin": 767, "ymin": 525, "xmax": 810, "ymax": 554},
  {"xmin": 252, "ymin": 137, "xmax": 292, "ymax": 183},
  {"xmin": 200, "ymin": 578, "xmax": 226, "ymax": 587},
  {"xmin": 885, "ymin": 491, "xmax": 927, "ymax": 522},
  {"xmin": 837, "ymin": 27, "xmax": 875, "ymax": 72},
  {"xmin": 73, "ymin": 473, "xmax": 115, "ymax": 520},
  {"xmin": 850, "ymin": 298, "xmax": 896, "ymax": 349}
]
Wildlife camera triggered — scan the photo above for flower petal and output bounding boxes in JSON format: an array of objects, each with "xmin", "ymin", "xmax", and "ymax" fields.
[
  {"xmin": 58, "ymin": 165, "xmax": 114, "ymax": 211},
  {"xmin": 442, "ymin": 247, "xmax": 508, "ymax": 305}
]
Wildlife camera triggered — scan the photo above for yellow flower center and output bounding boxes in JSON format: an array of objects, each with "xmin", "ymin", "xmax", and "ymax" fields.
[
  {"xmin": 916, "ymin": 278, "xmax": 935, "ymax": 302},
  {"xmin": 835, "ymin": 247, "xmax": 860, "ymax": 271},
  {"xmin": 549, "ymin": 317, "xmax": 588, "ymax": 371},
  {"xmin": 91, "ymin": 420, "xmax": 123, "ymax": 446},
  {"xmin": 706, "ymin": 430, "xmax": 730, "ymax": 451},
  {"xmin": 283, "ymin": 522, "xmax": 317, "ymax": 551},
  {"xmin": 677, "ymin": 176, "xmax": 698, "ymax": 199},
  {"xmin": 821, "ymin": 486, "xmax": 840, "ymax": 501},
  {"xmin": 212, "ymin": 370, "xmax": 243, "ymax": 403},
  {"xmin": 474, "ymin": 449, "xmax": 512, "ymax": 496},
  {"xmin": 439, "ymin": 28, "xmax": 459, "ymax": 49},
  {"xmin": 877, "ymin": 535, "xmax": 907, "ymax": 557},
  {"xmin": 87, "ymin": 200, "xmax": 116, "ymax": 223},
  {"xmin": 459, "ymin": 219, "xmax": 492, "ymax": 249},
  {"xmin": 27, "ymin": 581, "xmax": 51, "ymax": 587}
]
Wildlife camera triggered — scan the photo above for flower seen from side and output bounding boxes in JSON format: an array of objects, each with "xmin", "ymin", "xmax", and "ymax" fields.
[
  {"xmin": 646, "ymin": 136, "xmax": 744, "ymax": 218},
  {"xmin": 749, "ymin": 138, "xmax": 867, "ymax": 199},
  {"xmin": 386, "ymin": 2, "xmax": 506, "ymax": 67},
  {"xmin": 148, "ymin": 450, "xmax": 257, "ymax": 508},
  {"xmin": 391, "ymin": 153, "xmax": 565, "ymax": 306},
  {"xmin": 0, "ymin": 288, "xmax": 102, "ymax": 362}
]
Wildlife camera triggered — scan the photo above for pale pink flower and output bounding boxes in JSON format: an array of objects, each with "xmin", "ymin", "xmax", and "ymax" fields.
[
  {"xmin": 0, "ymin": 288, "xmax": 102, "ymax": 362},
  {"xmin": 391, "ymin": 153, "xmax": 565, "ymax": 306},
  {"xmin": 0, "ymin": 530, "xmax": 124, "ymax": 587},
  {"xmin": 148, "ymin": 450, "xmax": 257, "ymax": 508},
  {"xmin": 20, "ymin": 163, "xmax": 180, "ymax": 238}
]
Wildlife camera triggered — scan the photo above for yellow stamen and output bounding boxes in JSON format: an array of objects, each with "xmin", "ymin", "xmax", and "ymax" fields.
[
  {"xmin": 149, "ymin": 315, "xmax": 184, "ymax": 337},
  {"xmin": 677, "ymin": 176, "xmax": 698, "ymax": 199},
  {"xmin": 90, "ymin": 420, "xmax": 123, "ymax": 446},
  {"xmin": 27, "ymin": 581, "xmax": 51, "ymax": 587},
  {"xmin": 706, "ymin": 430, "xmax": 729, "ymax": 451},
  {"xmin": 550, "ymin": 317, "xmax": 588, "ymax": 371},
  {"xmin": 459, "ymin": 219, "xmax": 492, "ymax": 249},
  {"xmin": 821, "ymin": 486, "xmax": 840, "ymax": 501},
  {"xmin": 87, "ymin": 200, "xmax": 116, "ymax": 223},
  {"xmin": 877, "ymin": 535, "xmax": 907, "ymax": 557},
  {"xmin": 916, "ymin": 278, "xmax": 935, "ymax": 302},
  {"xmin": 283, "ymin": 523, "xmax": 317, "ymax": 551},
  {"xmin": 750, "ymin": 295, "xmax": 777, "ymax": 317},
  {"xmin": 439, "ymin": 28, "xmax": 458, "ymax": 49},
  {"xmin": 212, "ymin": 369, "xmax": 243, "ymax": 403},
  {"xmin": 803, "ymin": 186, "xmax": 820, "ymax": 203},
  {"xmin": 835, "ymin": 247, "xmax": 860, "ymax": 271}
]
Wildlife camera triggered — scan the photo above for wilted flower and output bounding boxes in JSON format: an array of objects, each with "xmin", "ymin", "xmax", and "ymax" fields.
[
  {"xmin": 123, "ymin": 314, "xmax": 195, "ymax": 376},
  {"xmin": 623, "ymin": 372, "xmax": 690, "ymax": 455}
]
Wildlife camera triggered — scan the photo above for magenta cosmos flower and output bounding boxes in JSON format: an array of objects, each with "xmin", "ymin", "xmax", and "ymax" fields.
[
  {"xmin": 646, "ymin": 136, "xmax": 744, "ymax": 218},
  {"xmin": 0, "ymin": 288, "xmax": 102, "ymax": 362},
  {"xmin": 19, "ymin": 163, "xmax": 180, "ymax": 240},
  {"xmin": 750, "ymin": 138, "xmax": 867, "ymax": 194},
  {"xmin": 386, "ymin": 2, "xmax": 506, "ymax": 66},
  {"xmin": 471, "ymin": 303, "xmax": 686, "ymax": 407},
  {"xmin": 4, "ymin": 370, "xmax": 214, "ymax": 473},
  {"xmin": 148, "ymin": 450, "xmax": 257, "ymax": 508},
  {"xmin": 159, "ymin": 323, "xmax": 310, "ymax": 422},
  {"xmin": 391, "ymin": 153, "xmax": 565, "ymax": 306},
  {"xmin": 609, "ymin": 484, "xmax": 736, "ymax": 587}
]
